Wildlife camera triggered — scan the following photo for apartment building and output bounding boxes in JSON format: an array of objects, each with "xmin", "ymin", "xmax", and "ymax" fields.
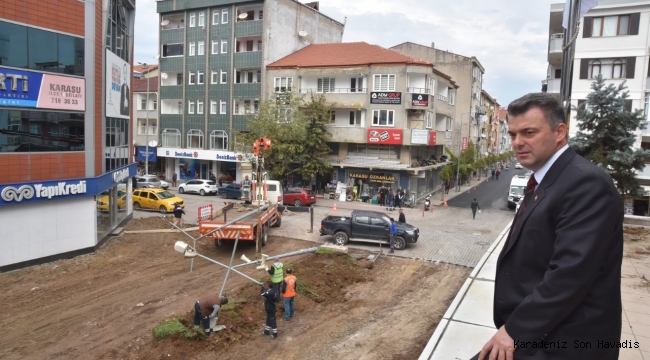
[
  {"xmin": 544, "ymin": 0, "xmax": 650, "ymax": 216},
  {"xmin": 480, "ymin": 90, "xmax": 500, "ymax": 157},
  {"xmin": 132, "ymin": 72, "xmax": 159, "ymax": 173},
  {"xmin": 266, "ymin": 42, "xmax": 457, "ymax": 200},
  {"xmin": 391, "ymin": 42, "xmax": 486, "ymax": 156},
  {"xmin": 155, "ymin": 0, "xmax": 344, "ymax": 182},
  {"xmin": 497, "ymin": 106, "xmax": 511, "ymax": 155},
  {"xmin": 0, "ymin": 0, "xmax": 137, "ymax": 272}
]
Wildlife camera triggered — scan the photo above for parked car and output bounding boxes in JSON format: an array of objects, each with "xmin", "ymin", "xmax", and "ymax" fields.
[
  {"xmin": 178, "ymin": 179, "xmax": 218, "ymax": 196},
  {"xmin": 96, "ymin": 190, "xmax": 127, "ymax": 212},
  {"xmin": 132, "ymin": 188, "xmax": 184, "ymax": 213},
  {"xmin": 135, "ymin": 175, "xmax": 163, "ymax": 189},
  {"xmin": 283, "ymin": 187, "xmax": 316, "ymax": 206},
  {"xmin": 319, "ymin": 210, "xmax": 419, "ymax": 250},
  {"xmin": 515, "ymin": 163, "xmax": 523, "ymax": 169},
  {"xmin": 218, "ymin": 183, "xmax": 242, "ymax": 199},
  {"xmin": 160, "ymin": 180, "xmax": 170, "ymax": 189}
]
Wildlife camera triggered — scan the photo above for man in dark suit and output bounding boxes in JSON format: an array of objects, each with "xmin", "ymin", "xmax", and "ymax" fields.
[
  {"xmin": 120, "ymin": 63, "xmax": 130, "ymax": 116},
  {"xmin": 473, "ymin": 93, "xmax": 623, "ymax": 360}
]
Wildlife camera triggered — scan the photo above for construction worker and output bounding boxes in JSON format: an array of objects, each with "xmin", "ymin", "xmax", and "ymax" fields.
[
  {"xmin": 193, "ymin": 295, "xmax": 228, "ymax": 336},
  {"xmin": 282, "ymin": 268, "xmax": 297, "ymax": 321},
  {"xmin": 389, "ymin": 217, "xmax": 397, "ymax": 253},
  {"xmin": 260, "ymin": 281, "xmax": 278, "ymax": 339},
  {"xmin": 172, "ymin": 203, "xmax": 185, "ymax": 229},
  {"xmin": 267, "ymin": 257, "xmax": 283, "ymax": 301}
]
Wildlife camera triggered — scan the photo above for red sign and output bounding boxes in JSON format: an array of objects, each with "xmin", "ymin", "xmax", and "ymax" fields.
[
  {"xmin": 428, "ymin": 131, "xmax": 436, "ymax": 146},
  {"xmin": 367, "ymin": 129, "xmax": 403, "ymax": 145},
  {"xmin": 198, "ymin": 204, "xmax": 213, "ymax": 221},
  {"xmin": 462, "ymin": 137, "xmax": 468, "ymax": 151}
]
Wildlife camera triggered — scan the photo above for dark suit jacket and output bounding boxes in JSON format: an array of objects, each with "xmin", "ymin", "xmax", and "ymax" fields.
[
  {"xmin": 494, "ymin": 147, "xmax": 623, "ymax": 360},
  {"xmin": 120, "ymin": 83, "xmax": 130, "ymax": 116}
]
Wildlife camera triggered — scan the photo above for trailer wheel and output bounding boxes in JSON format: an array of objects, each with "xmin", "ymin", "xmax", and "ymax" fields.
[
  {"xmin": 273, "ymin": 215, "xmax": 282, "ymax": 228},
  {"xmin": 334, "ymin": 231, "xmax": 349, "ymax": 246},
  {"xmin": 394, "ymin": 236, "xmax": 407, "ymax": 250}
]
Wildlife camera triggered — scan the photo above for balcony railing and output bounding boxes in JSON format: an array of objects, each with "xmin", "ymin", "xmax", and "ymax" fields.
[
  {"xmin": 642, "ymin": 121, "xmax": 650, "ymax": 135},
  {"xmin": 436, "ymin": 94, "xmax": 448, "ymax": 102},
  {"xmin": 550, "ymin": 33, "xmax": 563, "ymax": 53},
  {"xmin": 407, "ymin": 87, "xmax": 431, "ymax": 94},
  {"xmin": 547, "ymin": 78, "xmax": 561, "ymax": 93},
  {"xmin": 299, "ymin": 88, "xmax": 367, "ymax": 94}
]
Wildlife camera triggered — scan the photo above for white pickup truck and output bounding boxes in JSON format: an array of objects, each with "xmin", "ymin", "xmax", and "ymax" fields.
[{"xmin": 508, "ymin": 174, "xmax": 530, "ymax": 209}]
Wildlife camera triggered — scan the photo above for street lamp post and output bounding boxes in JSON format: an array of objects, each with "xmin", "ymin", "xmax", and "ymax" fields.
[
  {"xmin": 456, "ymin": 112, "xmax": 472, "ymax": 192},
  {"xmin": 138, "ymin": 62, "xmax": 150, "ymax": 175}
]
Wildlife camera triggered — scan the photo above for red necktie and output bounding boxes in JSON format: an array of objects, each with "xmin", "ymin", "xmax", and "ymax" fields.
[{"xmin": 518, "ymin": 175, "xmax": 538, "ymax": 215}]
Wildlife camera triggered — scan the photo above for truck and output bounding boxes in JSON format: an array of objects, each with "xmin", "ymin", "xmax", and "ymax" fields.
[
  {"xmin": 198, "ymin": 202, "xmax": 283, "ymax": 247},
  {"xmin": 508, "ymin": 174, "xmax": 530, "ymax": 209},
  {"xmin": 319, "ymin": 210, "xmax": 419, "ymax": 250}
]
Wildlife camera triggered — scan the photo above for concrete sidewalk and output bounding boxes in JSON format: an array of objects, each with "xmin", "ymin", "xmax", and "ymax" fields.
[{"xmin": 419, "ymin": 223, "xmax": 650, "ymax": 360}]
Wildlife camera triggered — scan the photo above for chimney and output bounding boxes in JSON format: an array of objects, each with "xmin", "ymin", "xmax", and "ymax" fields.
[{"xmin": 431, "ymin": 42, "xmax": 435, "ymax": 49}]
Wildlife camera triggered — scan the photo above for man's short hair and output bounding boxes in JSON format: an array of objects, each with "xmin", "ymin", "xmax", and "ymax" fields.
[
  {"xmin": 507, "ymin": 92, "xmax": 565, "ymax": 129},
  {"xmin": 390, "ymin": 218, "xmax": 394, "ymax": 222},
  {"xmin": 286, "ymin": 268, "xmax": 292, "ymax": 274}
]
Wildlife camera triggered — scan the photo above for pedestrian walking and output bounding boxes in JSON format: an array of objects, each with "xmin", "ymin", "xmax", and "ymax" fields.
[
  {"xmin": 172, "ymin": 172, "xmax": 177, "ymax": 187},
  {"xmin": 267, "ymin": 257, "xmax": 283, "ymax": 300},
  {"xmin": 470, "ymin": 198, "xmax": 480, "ymax": 219},
  {"xmin": 495, "ymin": 170, "xmax": 500, "ymax": 180},
  {"xmin": 444, "ymin": 180, "xmax": 451, "ymax": 194},
  {"xmin": 282, "ymin": 268, "xmax": 297, "ymax": 321},
  {"xmin": 389, "ymin": 217, "xmax": 397, "ymax": 253},
  {"xmin": 260, "ymin": 282, "xmax": 278, "ymax": 339},
  {"xmin": 172, "ymin": 203, "xmax": 185, "ymax": 229},
  {"xmin": 193, "ymin": 295, "xmax": 228, "ymax": 336},
  {"xmin": 398, "ymin": 209, "xmax": 406, "ymax": 223},
  {"xmin": 491, "ymin": 169, "xmax": 496, "ymax": 179},
  {"xmin": 386, "ymin": 188, "xmax": 395, "ymax": 211}
]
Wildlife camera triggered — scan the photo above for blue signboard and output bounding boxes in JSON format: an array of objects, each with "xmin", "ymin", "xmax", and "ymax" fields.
[
  {"xmin": 136, "ymin": 147, "xmax": 157, "ymax": 162},
  {"xmin": 0, "ymin": 66, "xmax": 43, "ymax": 108},
  {"xmin": 0, "ymin": 66, "xmax": 86, "ymax": 111},
  {"xmin": 0, "ymin": 163, "xmax": 136, "ymax": 207}
]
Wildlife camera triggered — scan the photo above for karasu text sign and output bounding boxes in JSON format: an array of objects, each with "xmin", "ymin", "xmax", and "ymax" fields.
[{"xmin": 0, "ymin": 66, "xmax": 85, "ymax": 111}]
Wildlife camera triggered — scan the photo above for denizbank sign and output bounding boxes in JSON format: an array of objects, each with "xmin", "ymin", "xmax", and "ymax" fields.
[{"xmin": 157, "ymin": 147, "xmax": 246, "ymax": 162}]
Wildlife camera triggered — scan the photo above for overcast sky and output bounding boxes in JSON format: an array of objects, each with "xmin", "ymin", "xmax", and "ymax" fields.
[{"xmin": 134, "ymin": 0, "xmax": 560, "ymax": 106}]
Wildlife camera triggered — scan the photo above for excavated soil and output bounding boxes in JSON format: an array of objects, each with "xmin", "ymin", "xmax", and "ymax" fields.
[{"xmin": 0, "ymin": 217, "xmax": 469, "ymax": 360}]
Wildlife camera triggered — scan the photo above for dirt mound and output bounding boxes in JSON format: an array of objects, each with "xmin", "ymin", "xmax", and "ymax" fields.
[{"xmin": 136, "ymin": 253, "xmax": 371, "ymax": 359}]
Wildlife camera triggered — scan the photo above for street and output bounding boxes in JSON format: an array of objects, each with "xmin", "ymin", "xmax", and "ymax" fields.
[{"xmin": 447, "ymin": 166, "xmax": 529, "ymax": 211}]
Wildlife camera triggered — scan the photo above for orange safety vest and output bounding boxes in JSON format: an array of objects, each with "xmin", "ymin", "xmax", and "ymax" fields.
[{"xmin": 283, "ymin": 275, "xmax": 297, "ymax": 298}]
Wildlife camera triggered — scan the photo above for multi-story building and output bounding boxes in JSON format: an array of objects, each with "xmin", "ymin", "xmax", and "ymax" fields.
[
  {"xmin": 155, "ymin": 0, "xmax": 344, "ymax": 182},
  {"xmin": 481, "ymin": 90, "xmax": 500, "ymax": 157},
  {"xmin": 544, "ymin": 0, "xmax": 650, "ymax": 216},
  {"xmin": 391, "ymin": 42, "xmax": 486, "ymax": 157},
  {"xmin": 0, "ymin": 0, "xmax": 137, "ymax": 272},
  {"xmin": 266, "ymin": 42, "xmax": 457, "ymax": 200},
  {"xmin": 497, "ymin": 106, "xmax": 511, "ymax": 155},
  {"xmin": 132, "ymin": 72, "xmax": 159, "ymax": 174}
]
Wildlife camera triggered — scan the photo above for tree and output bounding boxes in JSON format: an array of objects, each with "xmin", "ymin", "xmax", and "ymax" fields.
[
  {"xmin": 294, "ymin": 94, "xmax": 333, "ymax": 180},
  {"xmin": 570, "ymin": 75, "xmax": 650, "ymax": 198}
]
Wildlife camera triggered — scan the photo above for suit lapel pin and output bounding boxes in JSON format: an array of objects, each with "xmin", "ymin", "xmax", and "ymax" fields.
[{"xmin": 534, "ymin": 195, "xmax": 538, "ymax": 201}]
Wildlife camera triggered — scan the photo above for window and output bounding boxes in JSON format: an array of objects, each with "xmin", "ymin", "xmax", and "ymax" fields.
[
  {"xmin": 162, "ymin": 43, "xmax": 183, "ymax": 57},
  {"xmin": 212, "ymin": 10, "xmax": 219, "ymax": 25},
  {"xmin": 446, "ymin": 117, "xmax": 454, "ymax": 131},
  {"xmin": 426, "ymin": 112, "xmax": 433, "ymax": 129},
  {"xmin": 189, "ymin": 13, "xmax": 196, "ymax": 27},
  {"xmin": 612, "ymin": 59, "xmax": 624, "ymax": 78},
  {"xmin": 187, "ymin": 129, "xmax": 203, "ymax": 149},
  {"xmin": 350, "ymin": 77, "xmax": 364, "ymax": 93},
  {"xmin": 221, "ymin": 40, "xmax": 228, "ymax": 53},
  {"xmin": 591, "ymin": 15, "xmax": 630, "ymax": 37},
  {"xmin": 212, "ymin": 40, "xmax": 219, "ymax": 54},
  {"xmin": 277, "ymin": 108, "xmax": 291, "ymax": 123},
  {"xmin": 176, "ymin": 73, "xmax": 183, "ymax": 85},
  {"xmin": 330, "ymin": 110, "xmax": 336, "ymax": 123},
  {"xmin": 317, "ymin": 78, "xmax": 336, "ymax": 93},
  {"xmin": 349, "ymin": 111, "xmax": 360, "ymax": 125},
  {"xmin": 198, "ymin": 71, "xmax": 204, "ymax": 84},
  {"xmin": 161, "ymin": 128, "xmax": 181, "ymax": 148},
  {"xmin": 372, "ymin": 110, "xmax": 394, "ymax": 126},
  {"xmin": 189, "ymin": 42, "xmax": 195, "ymax": 56},
  {"xmin": 210, "ymin": 130, "xmax": 228, "ymax": 150},
  {"xmin": 141, "ymin": 97, "xmax": 147, "ymax": 110},
  {"xmin": 590, "ymin": 60, "xmax": 601, "ymax": 79},
  {"xmin": 274, "ymin": 77, "xmax": 293, "ymax": 92},
  {"xmin": 259, "ymin": 10, "xmax": 263, "ymax": 19},
  {"xmin": 449, "ymin": 90, "xmax": 455, "ymax": 105},
  {"xmin": 198, "ymin": 11, "xmax": 205, "ymax": 27},
  {"xmin": 210, "ymin": 100, "xmax": 217, "ymax": 114},
  {"xmin": 211, "ymin": 71, "xmax": 218, "ymax": 84},
  {"xmin": 581, "ymin": 57, "xmax": 634, "ymax": 79},
  {"xmin": 152, "ymin": 98, "xmax": 157, "ymax": 110},
  {"xmin": 188, "ymin": 71, "xmax": 195, "ymax": 84},
  {"xmin": 221, "ymin": 70, "xmax": 228, "ymax": 84},
  {"xmin": 197, "ymin": 100, "xmax": 204, "ymax": 114},
  {"xmin": 138, "ymin": 120, "xmax": 155, "ymax": 135},
  {"xmin": 198, "ymin": 41, "xmax": 204, "ymax": 55},
  {"xmin": 428, "ymin": 78, "xmax": 435, "ymax": 95},
  {"xmin": 373, "ymin": 74, "xmax": 396, "ymax": 91},
  {"xmin": 220, "ymin": 100, "xmax": 227, "ymax": 114},
  {"xmin": 222, "ymin": 9, "xmax": 229, "ymax": 24},
  {"xmin": 188, "ymin": 100, "xmax": 195, "ymax": 114}
]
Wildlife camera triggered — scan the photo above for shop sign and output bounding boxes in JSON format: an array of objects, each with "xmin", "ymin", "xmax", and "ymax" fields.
[
  {"xmin": 367, "ymin": 129, "xmax": 402, "ymax": 145},
  {"xmin": 0, "ymin": 66, "xmax": 85, "ymax": 111},
  {"xmin": 411, "ymin": 129, "xmax": 428, "ymax": 145},
  {"xmin": 157, "ymin": 147, "xmax": 246, "ymax": 162},
  {"xmin": 105, "ymin": 49, "xmax": 131, "ymax": 119},
  {"xmin": 113, "ymin": 168, "xmax": 130, "ymax": 183},
  {"xmin": 428, "ymin": 131, "xmax": 437, "ymax": 146},
  {"xmin": 370, "ymin": 92, "xmax": 402, "ymax": 105},
  {"xmin": 348, "ymin": 173, "xmax": 396, "ymax": 183},
  {"xmin": 411, "ymin": 93, "xmax": 428, "ymax": 107},
  {"xmin": 136, "ymin": 147, "xmax": 157, "ymax": 162},
  {"xmin": 462, "ymin": 137, "xmax": 468, "ymax": 151}
]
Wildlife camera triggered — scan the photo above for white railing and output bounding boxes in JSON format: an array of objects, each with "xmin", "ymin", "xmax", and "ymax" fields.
[
  {"xmin": 407, "ymin": 87, "xmax": 430, "ymax": 94},
  {"xmin": 299, "ymin": 88, "xmax": 367, "ymax": 94},
  {"xmin": 546, "ymin": 78, "xmax": 561, "ymax": 93},
  {"xmin": 550, "ymin": 33, "xmax": 563, "ymax": 53},
  {"xmin": 436, "ymin": 94, "xmax": 448, "ymax": 102}
]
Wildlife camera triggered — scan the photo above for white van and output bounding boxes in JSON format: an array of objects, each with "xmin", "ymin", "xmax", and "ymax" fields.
[
  {"xmin": 244, "ymin": 179, "xmax": 283, "ymax": 205},
  {"xmin": 508, "ymin": 174, "xmax": 530, "ymax": 209}
]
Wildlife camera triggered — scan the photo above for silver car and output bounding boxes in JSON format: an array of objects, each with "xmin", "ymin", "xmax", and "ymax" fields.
[
  {"xmin": 178, "ymin": 179, "xmax": 218, "ymax": 196},
  {"xmin": 135, "ymin": 175, "xmax": 163, "ymax": 189}
]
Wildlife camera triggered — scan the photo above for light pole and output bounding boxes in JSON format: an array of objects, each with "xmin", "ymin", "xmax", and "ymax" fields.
[
  {"xmin": 456, "ymin": 112, "xmax": 472, "ymax": 192},
  {"xmin": 138, "ymin": 62, "xmax": 150, "ymax": 175}
]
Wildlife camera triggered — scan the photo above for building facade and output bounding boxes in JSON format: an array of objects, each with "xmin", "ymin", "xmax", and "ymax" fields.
[
  {"xmin": 132, "ymin": 71, "xmax": 159, "ymax": 174},
  {"xmin": 544, "ymin": 0, "xmax": 650, "ymax": 216},
  {"xmin": 480, "ymin": 90, "xmax": 500, "ymax": 157},
  {"xmin": 155, "ymin": 0, "xmax": 344, "ymax": 183},
  {"xmin": 391, "ymin": 42, "xmax": 486, "ymax": 157},
  {"xmin": 0, "ymin": 0, "xmax": 137, "ymax": 272},
  {"xmin": 266, "ymin": 42, "xmax": 457, "ymax": 201}
]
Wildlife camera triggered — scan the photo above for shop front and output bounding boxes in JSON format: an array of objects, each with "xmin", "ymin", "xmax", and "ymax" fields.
[{"xmin": 157, "ymin": 147, "xmax": 247, "ymax": 184}]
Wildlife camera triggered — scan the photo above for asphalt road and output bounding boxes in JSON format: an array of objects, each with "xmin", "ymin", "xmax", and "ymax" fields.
[{"xmin": 447, "ymin": 166, "xmax": 529, "ymax": 211}]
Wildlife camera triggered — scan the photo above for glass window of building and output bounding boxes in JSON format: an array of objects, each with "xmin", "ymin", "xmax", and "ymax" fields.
[
  {"xmin": 198, "ymin": 12, "xmax": 205, "ymax": 27},
  {"xmin": 222, "ymin": 9, "xmax": 229, "ymax": 24},
  {"xmin": 212, "ymin": 40, "xmax": 219, "ymax": 54},
  {"xmin": 197, "ymin": 100, "xmax": 204, "ymax": 114},
  {"xmin": 210, "ymin": 100, "xmax": 217, "ymax": 114},
  {"xmin": 221, "ymin": 70, "xmax": 228, "ymax": 84},
  {"xmin": 187, "ymin": 129, "xmax": 203, "ymax": 149},
  {"xmin": 212, "ymin": 10, "xmax": 219, "ymax": 25},
  {"xmin": 221, "ymin": 40, "xmax": 228, "ymax": 53},
  {"xmin": 198, "ymin": 71, "xmax": 204, "ymax": 84},
  {"xmin": 161, "ymin": 128, "xmax": 181, "ymax": 147},
  {"xmin": 220, "ymin": 100, "xmax": 227, "ymax": 114},
  {"xmin": 198, "ymin": 41, "xmax": 204, "ymax": 55},
  {"xmin": 189, "ymin": 13, "xmax": 196, "ymax": 27},
  {"xmin": 210, "ymin": 130, "xmax": 228, "ymax": 150},
  {"xmin": 189, "ymin": 42, "xmax": 195, "ymax": 56},
  {"xmin": 188, "ymin": 100, "xmax": 195, "ymax": 114}
]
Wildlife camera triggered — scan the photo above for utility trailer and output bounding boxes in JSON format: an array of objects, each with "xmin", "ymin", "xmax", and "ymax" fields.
[{"xmin": 198, "ymin": 203, "xmax": 283, "ymax": 247}]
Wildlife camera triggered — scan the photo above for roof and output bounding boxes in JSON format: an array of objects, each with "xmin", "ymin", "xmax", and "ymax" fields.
[
  {"xmin": 391, "ymin": 41, "xmax": 486, "ymax": 72},
  {"xmin": 132, "ymin": 77, "xmax": 159, "ymax": 92},
  {"xmin": 267, "ymin": 42, "xmax": 433, "ymax": 69},
  {"xmin": 133, "ymin": 64, "xmax": 158, "ymax": 75},
  {"xmin": 481, "ymin": 89, "xmax": 498, "ymax": 105}
]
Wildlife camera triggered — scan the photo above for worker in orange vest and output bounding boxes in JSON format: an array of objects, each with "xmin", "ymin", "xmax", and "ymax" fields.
[{"xmin": 281, "ymin": 268, "xmax": 297, "ymax": 321}]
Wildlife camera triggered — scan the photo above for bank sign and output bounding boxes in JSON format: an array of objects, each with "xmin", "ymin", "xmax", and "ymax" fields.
[
  {"xmin": 157, "ymin": 147, "xmax": 245, "ymax": 162},
  {"xmin": 0, "ymin": 66, "xmax": 85, "ymax": 111}
]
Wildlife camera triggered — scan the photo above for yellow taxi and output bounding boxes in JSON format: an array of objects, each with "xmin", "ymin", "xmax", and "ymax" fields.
[
  {"xmin": 96, "ymin": 190, "xmax": 127, "ymax": 212},
  {"xmin": 132, "ymin": 188, "xmax": 184, "ymax": 213}
]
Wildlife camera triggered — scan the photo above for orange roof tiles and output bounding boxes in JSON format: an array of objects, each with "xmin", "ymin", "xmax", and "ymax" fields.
[{"xmin": 267, "ymin": 42, "xmax": 432, "ymax": 69}]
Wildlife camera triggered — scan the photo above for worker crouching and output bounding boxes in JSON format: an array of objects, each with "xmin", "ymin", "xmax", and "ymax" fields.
[
  {"xmin": 260, "ymin": 281, "xmax": 279, "ymax": 339},
  {"xmin": 194, "ymin": 295, "xmax": 228, "ymax": 336}
]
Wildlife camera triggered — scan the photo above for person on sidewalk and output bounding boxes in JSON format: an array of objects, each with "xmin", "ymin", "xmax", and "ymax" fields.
[
  {"xmin": 398, "ymin": 209, "xmax": 406, "ymax": 223},
  {"xmin": 472, "ymin": 93, "xmax": 624, "ymax": 360},
  {"xmin": 172, "ymin": 203, "xmax": 185, "ymax": 229},
  {"xmin": 281, "ymin": 268, "xmax": 297, "ymax": 321},
  {"xmin": 267, "ymin": 257, "xmax": 283, "ymax": 301},
  {"xmin": 491, "ymin": 169, "xmax": 496, "ymax": 179},
  {"xmin": 389, "ymin": 217, "xmax": 397, "ymax": 253},
  {"xmin": 386, "ymin": 188, "xmax": 394, "ymax": 211},
  {"xmin": 470, "ymin": 198, "xmax": 480, "ymax": 219},
  {"xmin": 172, "ymin": 172, "xmax": 177, "ymax": 187},
  {"xmin": 193, "ymin": 295, "xmax": 228, "ymax": 336},
  {"xmin": 260, "ymin": 282, "xmax": 278, "ymax": 339},
  {"xmin": 495, "ymin": 169, "xmax": 500, "ymax": 180},
  {"xmin": 444, "ymin": 180, "xmax": 451, "ymax": 194}
]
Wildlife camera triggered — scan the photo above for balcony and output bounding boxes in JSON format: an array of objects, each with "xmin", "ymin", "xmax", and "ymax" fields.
[
  {"xmin": 134, "ymin": 133, "xmax": 159, "ymax": 147},
  {"xmin": 546, "ymin": 78, "xmax": 561, "ymax": 93},
  {"xmin": 548, "ymin": 33, "xmax": 563, "ymax": 65},
  {"xmin": 299, "ymin": 88, "xmax": 367, "ymax": 108},
  {"xmin": 161, "ymin": 28, "xmax": 184, "ymax": 44},
  {"xmin": 234, "ymin": 51, "xmax": 262, "ymax": 69},
  {"xmin": 436, "ymin": 94, "xmax": 448, "ymax": 102},
  {"xmin": 136, "ymin": 109, "xmax": 158, "ymax": 120},
  {"xmin": 326, "ymin": 126, "xmax": 366, "ymax": 143},
  {"xmin": 435, "ymin": 99, "xmax": 454, "ymax": 117},
  {"xmin": 235, "ymin": 20, "xmax": 262, "ymax": 37},
  {"xmin": 234, "ymin": 83, "xmax": 261, "ymax": 98},
  {"xmin": 406, "ymin": 87, "xmax": 431, "ymax": 94},
  {"xmin": 160, "ymin": 85, "xmax": 183, "ymax": 99},
  {"xmin": 637, "ymin": 164, "xmax": 650, "ymax": 179},
  {"xmin": 160, "ymin": 56, "xmax": 183, "ymax": 70}
]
